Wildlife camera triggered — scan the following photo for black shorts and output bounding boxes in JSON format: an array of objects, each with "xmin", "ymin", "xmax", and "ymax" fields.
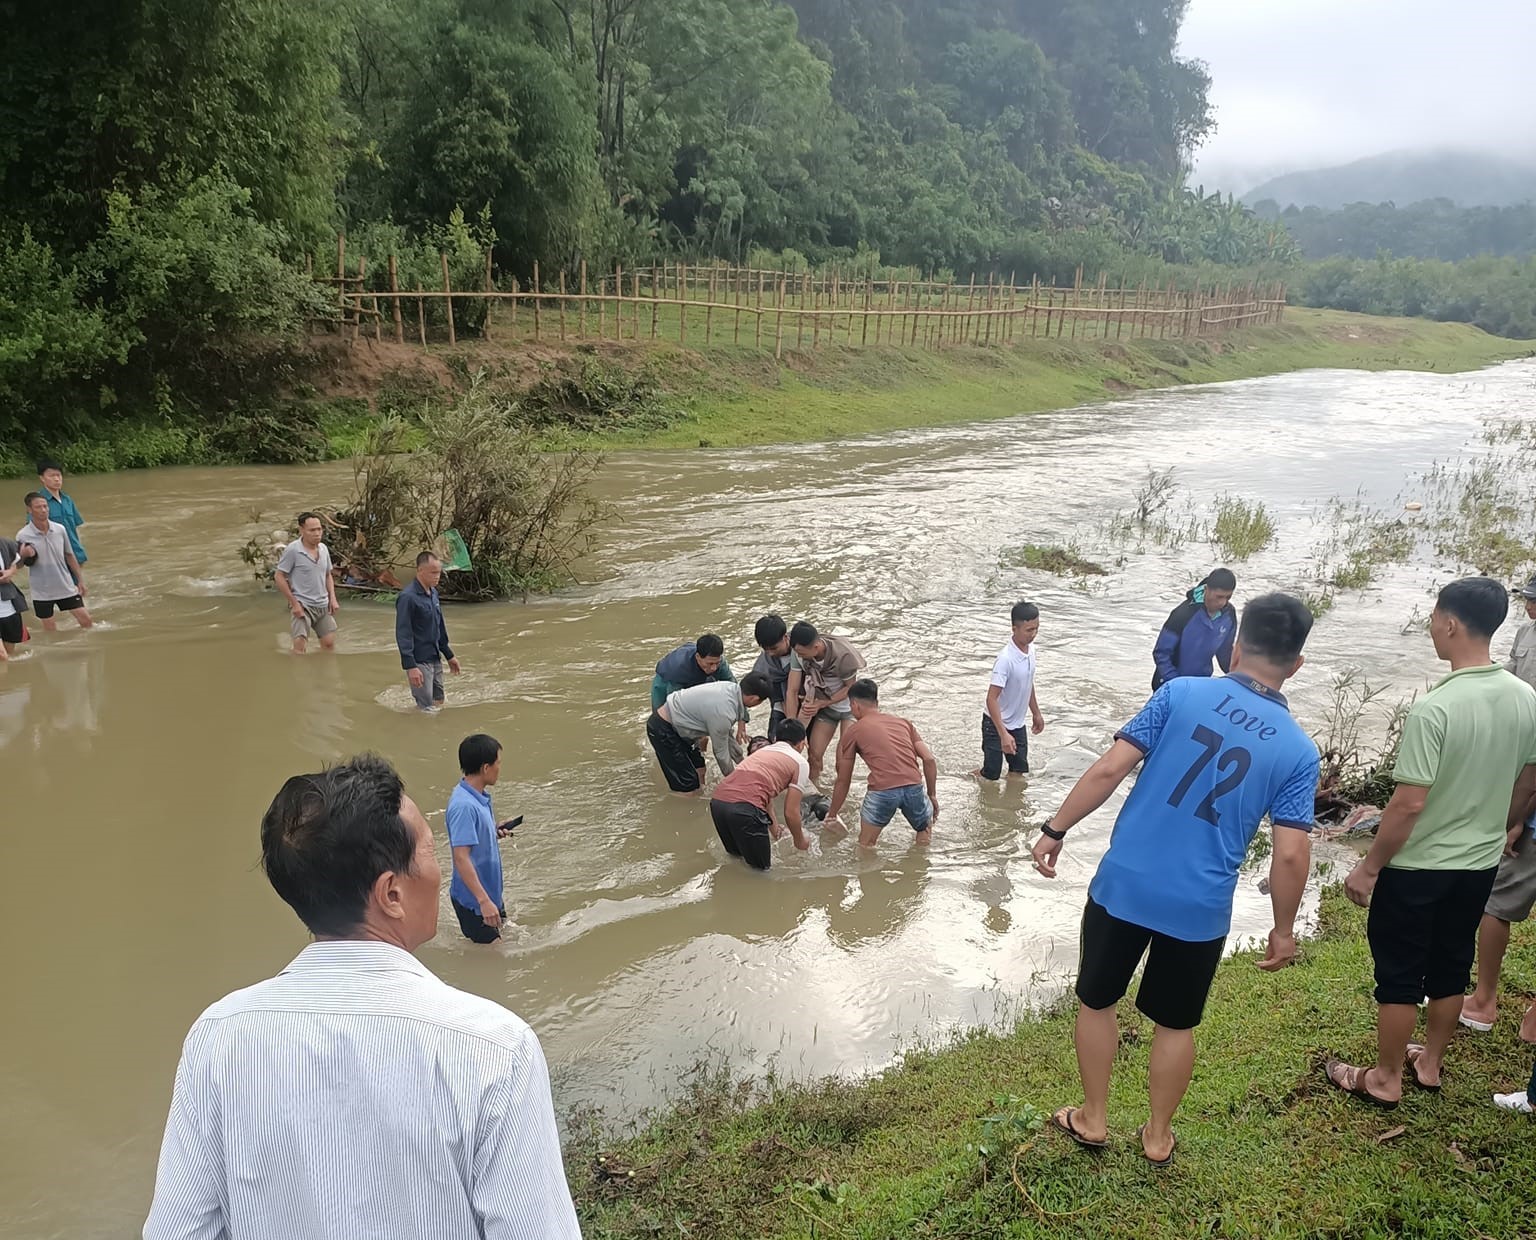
[
  {"xmin": 1075, "ymin": 898, "xmax": 1227, "ymax": 1030},
  {"xmin": 710, "ymin": 799, "xmax": 774, "ymax": 870},
  {"xmin": 1367, "ymin": 865, "xmax": 1498, "ymax": 1005},
  {"xmin": 34, "ymin": 595, "xmax": 83, "ymax": 619},
  {"xmin": 647, "ymin": 711, "xmax": 706, "ymax": 793},
  {"xmin": 452, "ymin": 899, "xmax": 506, "ymax": 945},
  {"xmin": 0, "ymin": 612, "xmax": 22, "ymax": 644}
]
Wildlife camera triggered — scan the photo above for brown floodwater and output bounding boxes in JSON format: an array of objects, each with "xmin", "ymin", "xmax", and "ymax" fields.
[{"xmin": 3, "ymin": 359, "xmax": 1533, "ymax": 1237}]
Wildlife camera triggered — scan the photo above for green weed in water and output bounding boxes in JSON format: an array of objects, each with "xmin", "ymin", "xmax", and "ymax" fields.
[
  {"xmin": 1210, "ymin": 495, "xmax": 1276, "ymax": 561},
  {"xmin": 999, "ymin": 543, "xmax": 1107, "ymax": 577}
]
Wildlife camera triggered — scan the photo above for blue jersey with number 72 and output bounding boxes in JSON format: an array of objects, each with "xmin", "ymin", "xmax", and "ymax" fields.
[{"xmin": 1088, "ymin": 673, "xmax": 1320, "ymax": 941}]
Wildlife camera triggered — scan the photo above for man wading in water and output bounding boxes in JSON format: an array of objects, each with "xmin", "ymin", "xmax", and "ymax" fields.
[
  {"xmin": 1032, "ymin": 593, "xmax": 1318, "ymax": 1165},
  {"xmin": 395, "ymin": 551, "xmax": 460, "ymax": 711},
  {"xmin": 1152, "ymin": 568, "xmax": 1236, "ymax": 690},
  {"xmin": 274, "ymin": 512, "xmax": 339, "ymax": 654}
]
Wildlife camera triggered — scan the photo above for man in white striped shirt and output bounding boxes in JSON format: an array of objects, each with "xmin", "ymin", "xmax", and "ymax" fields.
[{"xmin": 144, "ymin": 754, "xmax": 582, "ymax": 1239}]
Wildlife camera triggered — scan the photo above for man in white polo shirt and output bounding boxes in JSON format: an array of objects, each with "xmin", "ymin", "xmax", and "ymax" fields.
[
  {"xmin": 973, "ymin": 600, "xmax": 1045, "ymax": 780},
  {"xmin": 18, "ymin": 491, "xmax": 91, "ymax": 631}
]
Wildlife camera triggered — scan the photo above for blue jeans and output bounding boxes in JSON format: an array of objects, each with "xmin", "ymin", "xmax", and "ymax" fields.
[
  {"xmin": 980, "ymin": 714, "xmax": 1029, "ymax": 779},
  {"xmin": 861, "ymin": 784, "xmax": 932, "ymax": 832}
]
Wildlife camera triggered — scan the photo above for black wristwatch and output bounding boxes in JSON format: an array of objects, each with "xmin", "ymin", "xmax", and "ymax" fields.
[{"xmin": 1040, "ymin": 821, "xmax": 1067, "ymax": 841}]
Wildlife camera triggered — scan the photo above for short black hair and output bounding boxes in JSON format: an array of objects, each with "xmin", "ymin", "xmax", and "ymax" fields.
[
  {"xmin": 297, "ymin": 511, "xmax": 322, "ymax": 529},
  {"xmin": 1205, "ymin": 568, "xmax": 1237, "ymax": 592},
  {"xmin": 1011, "ymin": 601, "xmax": 1039, "ymax": 624},
  {"xmin": 416, "ymin": 550, "xmax": 440, "ymax": 568},
  {"xmin": 739, "ymin": 672, "xmax": 772, "ymax": 700},
  {"xmin": 36, "ymin": 459, "xmax": 61, "ymax": 475},
  {"xmin": 260, "ymin": 754, "xmax": 414, "ymax": 937},
  {"xmin": 23, "ymin": 491, "xmax": 45, "ymax": 508},
  {"xmin": 789, "ymin": 621, "xmax": 819, "ymax": 648},
  {"xmin": 775, "ymin": 719, "xmax": 807, "ymax": 745},
  {"xmin": 458, "ymin": 733, "xmax": 502, "ymax": 775},
  {"xmin": 849, "ymin": 678, "xmax": 879, "ymax": 704},
  {"xmin": 1236, "ymin": 593, "xmax": 1313, "ymax": 665},
  {"xmin": 754, "ymin": 614, "xmax": 787, "ymax": 648},
  {"xmin": 1436, "ymin": 576, "xmax": 1510, "ymax": 640},
  {"xmin": 695, "ymin": 633, "xmax": 724, "ymax": 659}
]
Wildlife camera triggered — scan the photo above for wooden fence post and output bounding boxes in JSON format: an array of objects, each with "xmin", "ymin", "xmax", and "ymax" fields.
[
  {"xmin": 483, "ymin": 247, "xmax": 494, "ymax": 339},
  {"xmin": 755, "ymin": 271, "xmax": 764, "ymax": 348},
  {"xmin": 336, "ymin": 234, "xmax": 347, "ymax": 339},
  {"xmin": 415, "ymin": 281, "xmax": 426, "ymax": 348},
  {"xmin": 678, "ymin": 263, "xmax": 687, "ymax": 345},
  {"xmin": 615, "ymin": 264, "xmax": 624, "ymax": 341},
  {"xmin": 559, "ymin": 269, "xmax": 568, "ymax": 342},
  {"xmin": 439, "ymin": 252, "xmax": 455, "ymax": 346},
  {"xmin": 388, "ymin": 255, "xmax": 404, "ymax": 344},
  {"xmin": 775, "ymin": 276, "xmax": 786, "ymax": 359},
  {"xmin": 532, "ymin": 261, "xmax": 541, "ymax": 340},
  {"xmin": 651, "ymin": 267, "xmax": 661, "ymax": 340}
]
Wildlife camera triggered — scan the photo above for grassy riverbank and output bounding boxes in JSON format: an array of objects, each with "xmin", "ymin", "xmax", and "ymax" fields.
[{"xmin": 568, "ymin": 888, "xmax": 1536, "ymax": 1239}]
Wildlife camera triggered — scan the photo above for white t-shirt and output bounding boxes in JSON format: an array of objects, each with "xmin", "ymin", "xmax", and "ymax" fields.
[
  {"xmin": 989, "ymin": 640, "xmax": 1037, "ymax": 730},
  {"xmin": 0, "ymin": 596, "xmax": 14, "ymax": 620}
]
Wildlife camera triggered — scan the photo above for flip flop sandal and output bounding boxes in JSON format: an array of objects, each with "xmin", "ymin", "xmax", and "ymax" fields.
[
  {"xmin": 1136, "ymin": 1123, "xmax": 1176, "ymax": 1168},
  {"xmin": 1050, "ymin": 1106, "xmax": 1109, "ymax": 1150},
  {"xmin": 1324, "ymin": 1059, "xmax": 1399, "ymax": 1110},
  {"xmin": 1406, "ymin": 1044, "xmax": 1442, "ymax": 1092},
  {"xmin": 1458, "ymin": 1013, "xmax": 1494, "ymax": 1033}
]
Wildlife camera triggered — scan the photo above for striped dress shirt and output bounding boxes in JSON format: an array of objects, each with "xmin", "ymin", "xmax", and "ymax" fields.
[{"xmin": 144, "ymin": 940, "xmax": 581, "ymax": 1239}]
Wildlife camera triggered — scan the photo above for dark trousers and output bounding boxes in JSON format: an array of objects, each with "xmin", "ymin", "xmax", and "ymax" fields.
[
  {"xmin": 980, "ymin": 714, "xmax": 1029, "ymax": 780},
  {"xmin": 710, "ymin": 799, "xmax": 774, "ymax": 870},
  {"xmin": 453, "ymin": 899, "xmax": 506, "ymax": 945},
  {"xmin": 647, "ymin": 711, "xmax": 706, "ymax": 792}
]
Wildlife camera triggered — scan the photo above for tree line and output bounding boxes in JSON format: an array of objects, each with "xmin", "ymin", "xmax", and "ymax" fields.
[{"xmin": 1256, "ymin": 199, "xmax": 1536, "ymax": 262}]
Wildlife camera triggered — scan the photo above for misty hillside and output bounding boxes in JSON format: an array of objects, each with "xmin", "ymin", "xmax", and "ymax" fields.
[{"xmin": 1244, "ymin": 150, "xmax": 1536, "ymax": 209}]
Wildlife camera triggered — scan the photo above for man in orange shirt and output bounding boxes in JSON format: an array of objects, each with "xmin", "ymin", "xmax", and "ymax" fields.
[
  {"xmin": 828, "ymin": 679, "xmax": 939, "ymax": 847},
  {"xmin": 708, "ymin": 719, "xmax": 816, "ymax": 870}
]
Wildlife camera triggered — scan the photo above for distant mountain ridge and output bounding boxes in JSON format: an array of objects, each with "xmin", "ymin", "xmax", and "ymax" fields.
[{"xmin": 1243, "ymin": 149, "xmax": 1536, "ymax": 209}]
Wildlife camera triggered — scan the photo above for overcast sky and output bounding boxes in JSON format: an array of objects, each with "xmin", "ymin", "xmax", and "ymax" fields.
[{"xmin": 1179, "ymin": 0, "xmax": 1536, "ymax": 194}]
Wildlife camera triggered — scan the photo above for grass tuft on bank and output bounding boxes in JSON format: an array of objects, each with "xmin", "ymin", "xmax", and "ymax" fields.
[{"xmin": 568, "ymin": 888, "xmax": 1536, "ymax": 1239}]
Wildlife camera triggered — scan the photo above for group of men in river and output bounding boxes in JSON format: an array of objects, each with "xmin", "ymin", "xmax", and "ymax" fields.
[{"xmin": 0, "ymin": 461, "xmax": 93, "ymax": 660}]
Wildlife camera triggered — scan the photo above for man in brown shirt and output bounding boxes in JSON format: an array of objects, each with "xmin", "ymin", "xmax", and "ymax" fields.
[
  {"xmin": 709, "ymin": 719, "xmax": 816, "ymax": 870},
  {"xmin": 828, "ymin": 679, "xmax": 940, "ymax": 847},
  {"xmin": 787, "ymin": 621, "xmax": 867, "ymax": 783}
]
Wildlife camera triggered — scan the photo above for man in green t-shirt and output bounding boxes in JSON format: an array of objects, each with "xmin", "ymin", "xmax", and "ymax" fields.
[{"xmin": 1325, "ymin": 577, "xmax": 1536, "ymax": 1109}]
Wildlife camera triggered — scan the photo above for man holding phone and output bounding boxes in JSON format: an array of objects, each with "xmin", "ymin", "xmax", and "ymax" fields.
[{"xmin": 447, "ymin": 734, "xmax": 519, "ymax": 944}]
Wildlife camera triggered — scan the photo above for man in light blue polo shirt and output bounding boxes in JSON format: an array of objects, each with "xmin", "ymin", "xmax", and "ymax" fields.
[
  {"xmin": 447, "ymin": 734, "xmax": 515, "ymax": 944},
  {"xmin": 1030, "ymin": 593, "xmax": 1319, "ymax": 1166}
]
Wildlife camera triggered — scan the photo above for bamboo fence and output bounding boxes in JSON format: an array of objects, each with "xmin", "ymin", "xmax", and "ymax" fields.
[{"xmin": 324, "ymin": 242, "xmax": 1287, "ymax": 359}]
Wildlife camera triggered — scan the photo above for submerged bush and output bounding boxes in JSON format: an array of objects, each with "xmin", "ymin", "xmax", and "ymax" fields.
[{"xmin": 1210, "ymin": 495, "xmax": 1275, "ymax": 561}]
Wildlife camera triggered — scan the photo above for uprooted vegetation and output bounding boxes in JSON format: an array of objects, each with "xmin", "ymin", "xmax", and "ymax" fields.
[
  {"xmin": 240, "ymin": 378, "xmax": 607, "ymax": 600},
  {"xmin": 999, "ymin": 543, "xmax": 1107, "ymax": 577},
  {"xmin": 1313, "ymin": 668, "xmax": 1412, "ymax": 820}
]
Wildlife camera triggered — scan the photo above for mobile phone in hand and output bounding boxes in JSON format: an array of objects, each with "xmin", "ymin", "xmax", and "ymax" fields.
[{"xmin": 497, "ymin": 816, "xmax": 524, "ymax": 838}]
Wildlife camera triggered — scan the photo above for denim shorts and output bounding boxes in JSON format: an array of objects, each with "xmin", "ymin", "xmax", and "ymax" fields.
[{"xmin": 861, "ymin": 784, "xmax": 932, "ymax": 831}]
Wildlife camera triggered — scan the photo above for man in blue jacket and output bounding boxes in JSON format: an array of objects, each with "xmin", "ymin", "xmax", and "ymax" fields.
[
  {"xmin": 395, "ymin": 551, "xmax": 460, "ymax": 711},
  {"xmin": 650, "ymin": 634, "xmax": 735, "ymax": 710},
  {"xmin": 1151, "ymin": 569, "xmax": 1237, "ymax": 690}
]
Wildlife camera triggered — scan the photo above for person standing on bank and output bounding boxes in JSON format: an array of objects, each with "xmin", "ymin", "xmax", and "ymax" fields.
[
  {"xmin": 1326, "ymin": 577, "xmax": 1536, "ymax": 1108},
  {"xmin": 0, "ymin": 535, "xmax": 34, "ymax": 660},
  {"xmin": 143, "ymin": 754, "xmax": 581, "ymax": 1239},
  {"xmin": 18, "ymin": 492, "xmax": 91, "ymax": 631},
  {"xmin": 648, "ymin": 674, "xmax": 772, "ymax": 795},
  {"xmin": 1031, "ymin": 593, "xmax": 1319, "ymax": 1165},
  {"xmin": 973, "ymin": 601, "xmax": 1045, "ymax": 782},
  {"xmin": 448, "ymin": 734, "xmax": 520, "ymax": 944},
  {"xmin": 395, "ymin": 551, "xmax": 460, "ymax": 712},
  {"xmin": 274, "ymin": 512, "xmax": 339, "ymax": 654},
  {"xmin": 1461, "ymin": 574, "xmax": 1536, "ymax": 1038},
  {"xmin": 1151, "ymin": 568, "xmax": 1236, "ymax": 690},
  {"xmin": 36, "ymin": 459, "xmax": 87, "ymax": 566}
]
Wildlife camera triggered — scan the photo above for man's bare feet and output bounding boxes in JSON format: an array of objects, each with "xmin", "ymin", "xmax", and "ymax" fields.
[{"xmin": 914, "ymin": 828, "xmax": 932, "ymax": 846}]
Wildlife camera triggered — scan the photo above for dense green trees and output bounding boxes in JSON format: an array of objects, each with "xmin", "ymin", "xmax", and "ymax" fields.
[{"xmin": 1256, "ymin": 199, "xmax": 1536, "ymax": 263}]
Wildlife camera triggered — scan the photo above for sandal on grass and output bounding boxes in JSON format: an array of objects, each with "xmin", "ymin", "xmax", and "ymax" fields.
[
  {"xmin": 1324, "ymin": 1059, "xmax": 1399, "ymax": 1110},
  {"xmin": 1049, "ymin": 1106, "xmax": 1108, "ymax": 1150},
  {"xmin": 1405, "ymin": 1043, "xmax": 1442, "ymax": 1093},
  {"xmin": 1136, "ymin": 1123, "xmax": 1176, "ymax": 1167}
]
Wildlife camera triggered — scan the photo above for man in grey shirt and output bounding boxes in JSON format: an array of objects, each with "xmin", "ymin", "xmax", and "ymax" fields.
[
  {"xmin": 18, "ymin": 492, "xmax": 91, "ymax": 631},
  {"xmin": 274, "ymin": 512, "xmax": 339, "ymax": 653},
  {"xmin": 647, "ymin": 674, "xmax": 771, "ymax": 795}
]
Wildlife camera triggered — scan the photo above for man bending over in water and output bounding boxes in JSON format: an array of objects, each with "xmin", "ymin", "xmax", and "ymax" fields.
[{"xmin": 828, "ymin": 679, "xmax": 939, "ymax": 847}]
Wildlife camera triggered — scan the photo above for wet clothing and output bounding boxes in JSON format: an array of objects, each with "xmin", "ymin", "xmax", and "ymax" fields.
[
  {"xmin": 275, "ymin": 539, "xmax": 334, "ymax": 609},
  {"xmin": 16, "ymin": 521, "xmax": 77, "ymax": 602},
  {"xmin": 713, "ymin": 742, "xmax": 814, "ymax": 812},
  {"xmin": 1507, "ymin": 621, "xmax": 1536, "ymax": 691},
  {"xmin": 395, "ymin": 579, "xmax": 454, "ymax": 671},
  {"xmin": 1088, "ymin": 673, "xmax": 1319, "ymax": 942},
  {"xmin": 980, "ymin": 716, "xmax": 1030, "ymax": 779},
  {"xmin": 0, "ymin": 538, "xmax": 30, "ymax": 616},
  {"xmin": 790, "ymin": 634, "xmax": 864, "ymax": 715},
  {"xmin": 647, "ymin": 711, "xmax": 708, "ymax": 793},
  {"xmin": 662, "ymin": 682, "xmax": 750, "ymax": 776},
  {"xmin": 44, "ymin": 491, "xmax": 86, "ymax": 564},
  {"xmin": 709, "ymin": 801, "xmax": 775, "ymax": 870},
  {"xmin": 650, "ymin": 643, "xmax": 734, "ymax": 710},
  {"xmin": 752, "ymin": 649, "xmax": 792, "ymax": 707},
  {"xmin": 1151, "ymin": 592, "xmax": 1236, "ymax": 690},
  {"xmin": 836, "ymin": 711, "xmax": 924, "ymax": 791},
  {"xmin": 988, "ymin": 640, "xmax": 1037, "ymax": 730},
  {"xmin": 447, "ymin": 779, "xmax": 503, "ymax": 915}
]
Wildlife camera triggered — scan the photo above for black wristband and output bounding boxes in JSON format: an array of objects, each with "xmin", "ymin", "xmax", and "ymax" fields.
[{"xmin": 1040, "ymin": 821, "xmax": 1066, "ymax": 842}]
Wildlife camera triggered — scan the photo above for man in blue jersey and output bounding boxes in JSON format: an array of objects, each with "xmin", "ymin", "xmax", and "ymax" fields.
[
  {"xmin": 1030, "ymin": 593, "xmax": 1319, "ymax": 1166},
  {"xmin": 447, "ymin": 734, "xmax": 518, "ymax": 944}
]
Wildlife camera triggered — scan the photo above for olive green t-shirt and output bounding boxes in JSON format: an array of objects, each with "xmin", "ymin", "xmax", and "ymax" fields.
[{"xmin": 1391, "ymin": 663, "xmax": 1536, "ymax": 871}]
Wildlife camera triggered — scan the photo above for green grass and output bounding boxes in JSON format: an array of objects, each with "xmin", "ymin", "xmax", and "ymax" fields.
[
  {"xmin": 569, "ymin": 888, "xmax": 1536, "ymax": 1239},
  {"xmin": 1211, "ymin": 495, "xmax": 1277, "ymax": 561},
  {"xmin": 527, "ymin": 308, "xmax": 1530, "ymax": 452},
  {"xmin": 1000, "ymin": 543, "xmax": 1108, "ymax": 577}
]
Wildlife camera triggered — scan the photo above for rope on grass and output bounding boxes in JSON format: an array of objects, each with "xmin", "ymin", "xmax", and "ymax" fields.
[{"xmin": 1009, "ymin": 1139, "xmax": 1106, "ymax": 1219}]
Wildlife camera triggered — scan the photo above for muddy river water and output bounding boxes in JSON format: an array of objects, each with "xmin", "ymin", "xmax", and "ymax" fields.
[{"xmin": 3, "ymin": 359, "xmax": 1534, "ymax": 1237}]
